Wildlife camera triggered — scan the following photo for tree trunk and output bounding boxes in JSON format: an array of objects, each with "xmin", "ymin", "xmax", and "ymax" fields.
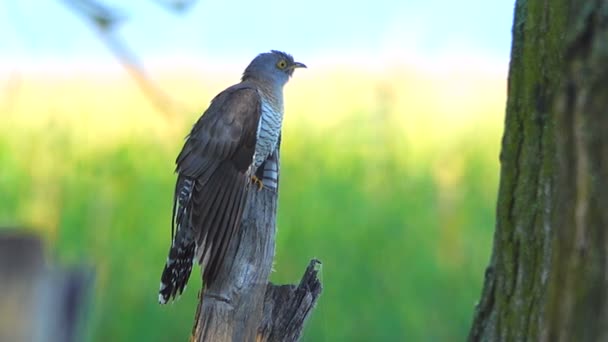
[
  {"xmin": 191, "ymin": 149, "xmax": 322, "ymax": 342},
  {"xmin": 469, "ymin": 0, "xmax": 608, "ymax": 340}
]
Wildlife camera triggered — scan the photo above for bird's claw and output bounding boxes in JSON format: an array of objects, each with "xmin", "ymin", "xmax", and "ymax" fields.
[{"xmin": 251, "ymin": 175, "xmax": 264, "ymax": 191}]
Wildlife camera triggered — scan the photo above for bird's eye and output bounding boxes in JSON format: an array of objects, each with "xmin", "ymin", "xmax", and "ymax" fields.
[{"xmin": 276, "ymin": 60, "xmax": 288, "ymax": 69}]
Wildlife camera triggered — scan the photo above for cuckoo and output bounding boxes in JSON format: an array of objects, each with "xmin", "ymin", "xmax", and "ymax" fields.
[{"xmin": 158, "ymin": 50, "xmax": 306, "ymax": 304}]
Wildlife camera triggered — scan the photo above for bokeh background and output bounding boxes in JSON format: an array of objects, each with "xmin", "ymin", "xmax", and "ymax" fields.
[{"xmin": 0, "ymin": 0, "xmax": 515, "ymax": 340}]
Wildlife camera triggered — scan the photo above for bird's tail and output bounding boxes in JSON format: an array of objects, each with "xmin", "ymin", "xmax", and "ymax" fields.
[
  {"xmin": 159, "ymin": 177, "xmax": 196, "ymax": 304},
  {"xmin": 159, "ymin": 234, "xmax": 196, "ymax": 304}
]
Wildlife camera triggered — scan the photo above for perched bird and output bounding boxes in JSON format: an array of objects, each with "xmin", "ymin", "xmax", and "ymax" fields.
[{"xmin": 158, "ymin": 50, "xmax": 306, "ymax": 304}]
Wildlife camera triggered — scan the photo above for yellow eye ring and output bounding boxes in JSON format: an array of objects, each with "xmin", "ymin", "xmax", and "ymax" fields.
[{"xmin": 277, "ymin": 60, "xmax": 288, "ymax": 69}]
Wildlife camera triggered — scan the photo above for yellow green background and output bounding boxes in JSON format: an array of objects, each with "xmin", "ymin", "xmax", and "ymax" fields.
[{"xmin": 0, "ymin": 0, "xmax": 513, "ymax": 339}]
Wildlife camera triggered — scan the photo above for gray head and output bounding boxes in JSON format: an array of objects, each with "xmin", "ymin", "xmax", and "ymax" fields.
[{"xmin": 242, "ymin": 50, "xmax": 306, "ymax": 86}]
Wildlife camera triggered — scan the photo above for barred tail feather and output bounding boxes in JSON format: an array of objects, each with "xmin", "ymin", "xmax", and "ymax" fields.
[
  {"xmin": 159, "ymin": 237, "xmax": 195, "ymax": 304},
  {"xmin": 159, "ymin": 175, "xmax": 196, "ymax": 304}
]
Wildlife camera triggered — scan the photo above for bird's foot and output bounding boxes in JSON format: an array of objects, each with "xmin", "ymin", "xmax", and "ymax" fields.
[{"xmin": 251, "ymin": 175, "xmax": 264, "ymax": 191}]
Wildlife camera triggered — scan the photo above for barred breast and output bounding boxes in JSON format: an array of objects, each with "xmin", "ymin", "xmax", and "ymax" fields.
[{"xmin": 253, "ymin": 98, "xmax": 283, "ymax": 171}]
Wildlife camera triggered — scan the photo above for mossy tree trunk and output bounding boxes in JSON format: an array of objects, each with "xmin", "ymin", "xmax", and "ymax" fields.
[{"xmin": 469, "ymin": 0, "xmax": 608, "ymax": 340}]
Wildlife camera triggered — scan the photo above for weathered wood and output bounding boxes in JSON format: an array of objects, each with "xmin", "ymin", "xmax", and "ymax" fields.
[
  {"xmin": 191, "ymin": 150, "xmax": 322, "ymax": 341},
  {"xmin": 469, "ymin": 0, "xmax": 608, "ymax": 340},
  {"xmin": 0, "ymin": 232, "xmax": 45, "ymax": 342},
  {"xmin": 0, "ymin": 230, "xmax": 93, "ymax": 342},
  {"xmin": 257, "ymin": 259, "xmax": 322, "ymax": 342},
  {"xmin": 191, "ymin": 186, "xmax": 279, "ymax": 341}
]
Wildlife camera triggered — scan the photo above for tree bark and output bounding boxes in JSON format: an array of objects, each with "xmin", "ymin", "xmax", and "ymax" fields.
[
  {"xmin": 191, "ymin": 150, "xmax": 322, "ymax": 342},
  {"xmin": 469, "ymin": 0, "xmax": 608, "ymax": 340},
  {"xmin": 548, "ymin": 2, "xmax": 608, "ymax": 340},
  {"xmin": 257, "ymin": 259, "xmax": 322, "ymax": 342}
]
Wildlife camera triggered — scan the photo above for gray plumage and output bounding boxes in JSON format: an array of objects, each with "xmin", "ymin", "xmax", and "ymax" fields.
[{"xmin": 159, "ymin": 50, "xmax": 305, "ymax": 304}]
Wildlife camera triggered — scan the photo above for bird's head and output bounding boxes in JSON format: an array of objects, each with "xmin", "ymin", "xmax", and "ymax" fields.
[{"xmin": 242, "ymin": 50, "xmax": 306, "ymax": 86}]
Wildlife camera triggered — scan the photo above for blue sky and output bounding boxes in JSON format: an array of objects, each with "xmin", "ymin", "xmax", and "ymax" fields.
[{"xmin": 0, "ymin": 0, "xmax": 515, "ymax": 69}]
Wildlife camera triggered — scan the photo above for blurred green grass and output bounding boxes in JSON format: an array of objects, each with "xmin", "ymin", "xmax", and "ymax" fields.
[{"xmin": 0, "ymin": 69, "xmax": 502, "ymax": 341}]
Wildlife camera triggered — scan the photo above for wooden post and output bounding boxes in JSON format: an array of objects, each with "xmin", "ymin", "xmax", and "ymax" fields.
[
  {"xmin": 0, "ymin": 232, "xmax": 45, "ymax": 342},
  {"xmin": 191, "ymin": 150, "xmax": 322, "ymax": 341},
  {"xmin": 0, "ymin": 230, "xmax": 93, "ymax": 342}
]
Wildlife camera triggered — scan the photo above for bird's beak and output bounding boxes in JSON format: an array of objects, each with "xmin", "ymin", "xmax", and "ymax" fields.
[{"xmin": 292, "ymin": 62, "xmax": 307, "ymax": 69}]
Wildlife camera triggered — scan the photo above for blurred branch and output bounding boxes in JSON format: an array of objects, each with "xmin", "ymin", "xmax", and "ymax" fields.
[
  {"xmin": 151, "ymin": 0, "xmax": 199, "ymax": 14},
  {"xmin": 93, "ymin": 29, "xmax": 184, "ymax": 120},
  {"xmin": 61, "ymin": 0, "xmax": 190, "ymax": 120},
  {"xmin": 60, "ymin": 0, "xmax": 125, "ymax": 30}
]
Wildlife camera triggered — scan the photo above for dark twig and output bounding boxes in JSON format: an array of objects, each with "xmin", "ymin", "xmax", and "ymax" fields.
[
  {"xmin": 151, "ymin": 0, "xmax": 199, "ymax": 14},
  {"xmin": 92, "ymin": 30, "xmax": 184, "ymax": 120}
]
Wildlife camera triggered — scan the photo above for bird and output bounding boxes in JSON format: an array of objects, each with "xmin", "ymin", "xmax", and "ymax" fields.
[{"xmin": 158, "ymin": 50, "xmax": 306, "ymax": 304}]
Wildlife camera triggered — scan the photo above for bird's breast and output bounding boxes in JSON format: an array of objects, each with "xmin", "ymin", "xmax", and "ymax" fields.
[{"xmin": 253, "ymin": 100, "xmax": 283, "ymax": 170}]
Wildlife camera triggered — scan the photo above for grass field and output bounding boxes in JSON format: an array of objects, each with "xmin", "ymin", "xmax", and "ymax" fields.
[{"xmin": 0, "ymin": 64, "xmax": 505, "ymax": 341}]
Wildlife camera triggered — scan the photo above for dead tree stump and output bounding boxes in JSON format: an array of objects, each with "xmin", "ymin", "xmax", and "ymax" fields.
[{"xmin": 191, "ymin": 149, "xmax": 322, "ymax": 342}]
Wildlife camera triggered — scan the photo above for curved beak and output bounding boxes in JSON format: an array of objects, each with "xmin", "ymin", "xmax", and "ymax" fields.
[{"xmin": 292, "ymin": 62, "xmax": 307, "ymax": 69}]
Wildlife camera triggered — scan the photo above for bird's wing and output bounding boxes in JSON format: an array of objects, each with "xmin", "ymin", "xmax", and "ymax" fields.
[
  {"xmin": 177, "ymin": 84, "xmax": 260, "ymax": 179},
  {"xmin": 174, "ymin": 84, "xmax": 260, "ymax": 287}
]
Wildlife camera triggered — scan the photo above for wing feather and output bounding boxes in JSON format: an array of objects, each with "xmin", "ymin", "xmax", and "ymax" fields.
[
  {"xmin": 172, "ymin": 83, "xmax": 260, "ymax": 287},
  {"xmin": 203, "ymin": 166, "xmax": 247, "ymax": 283}
]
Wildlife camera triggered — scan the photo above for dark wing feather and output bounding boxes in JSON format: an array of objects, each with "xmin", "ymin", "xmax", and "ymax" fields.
[
  {"xmin": 177, "ymin": 84, "xmax": 259, "ymax": 179},
  {"xmin": 174, "ymin": 84, "xmax": 260, "ymax": 287}
]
